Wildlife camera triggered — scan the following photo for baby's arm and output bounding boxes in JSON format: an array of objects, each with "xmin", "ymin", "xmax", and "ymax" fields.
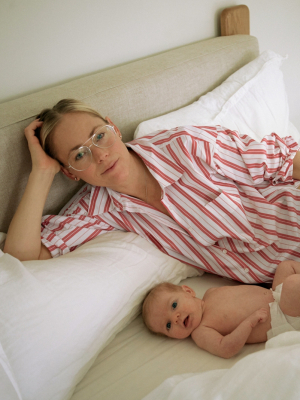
[{"xmin": 191, "ymin": 308, "xmax": 268, "ymax": 359}]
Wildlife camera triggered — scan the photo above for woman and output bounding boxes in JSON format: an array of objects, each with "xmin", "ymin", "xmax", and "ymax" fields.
[{"xmin": 4, "ymin": 99, "xmax": 300, "ymax": 283}]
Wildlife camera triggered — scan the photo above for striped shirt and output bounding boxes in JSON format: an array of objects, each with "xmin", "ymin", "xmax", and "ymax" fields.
[{"xmin": 41, "ymin": 125, "xmax": 300, "ymax": 283}]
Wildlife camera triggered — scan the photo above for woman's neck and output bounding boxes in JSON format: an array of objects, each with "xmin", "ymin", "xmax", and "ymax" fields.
[
  {"xmin": 113, "ymin": 149, "xmax": 172, "ymax": 217},
  {"xmin": 113, "ymin": 150, "xmax": 147, "ymax": 200},
  {"xmin": 118, "ymin": 150, "xmax": 162, "ymax": 204}
]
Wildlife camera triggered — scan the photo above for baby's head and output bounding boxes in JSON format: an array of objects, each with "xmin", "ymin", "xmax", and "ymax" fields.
[{"xmin": 142, "ymin": 282, "xmax": 202, "ymax": 339}]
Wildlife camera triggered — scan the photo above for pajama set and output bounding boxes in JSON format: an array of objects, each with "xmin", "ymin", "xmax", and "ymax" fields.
[{"xmin": 41, "ymin": 125, "xmax": 300, "ymax": 283}]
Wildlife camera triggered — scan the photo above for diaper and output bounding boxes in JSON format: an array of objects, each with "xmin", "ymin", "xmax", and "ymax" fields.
[{"xmin": 267, "ymin": 283, "xmax": 300, "ymax": 340}]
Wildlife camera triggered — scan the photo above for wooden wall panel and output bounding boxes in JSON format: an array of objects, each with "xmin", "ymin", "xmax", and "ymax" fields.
[{"xmin": 220, "ymin": 5, "xmax": 250, "ymax": 36}]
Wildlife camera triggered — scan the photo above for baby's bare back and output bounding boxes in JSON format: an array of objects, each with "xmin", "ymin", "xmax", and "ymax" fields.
[{"xmin": 202, "ymin": 285, "xmax": 273, "ymax": 343}]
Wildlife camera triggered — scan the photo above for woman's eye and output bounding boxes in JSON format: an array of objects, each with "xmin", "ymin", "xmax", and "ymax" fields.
[
  {"xmin": 75, "ymin": 152, "xmax": 85, "ymax": 161},
  {"xmin": 172, "ymin": 302, "xmax": 177, "ymax": 309},
  {"xmin": 95, "ymin": 132, "xmax": 104, "ymax": 142},
  {"xmin": 166, "ymin": 322, "xmax": 171, "ymax": 330}
]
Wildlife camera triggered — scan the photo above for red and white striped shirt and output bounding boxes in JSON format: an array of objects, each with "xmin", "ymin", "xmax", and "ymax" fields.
[{"xmin": 41, "ymin": 126, "xmax": 300, "ymax": 283}]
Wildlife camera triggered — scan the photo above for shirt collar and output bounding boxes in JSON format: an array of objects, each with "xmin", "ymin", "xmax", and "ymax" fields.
[
  {"xmin": 126, "ymin": 136, "xmax": 184, "ymax": 188},
  {"xmin": 88, "ymin": 185, "xmax": 150, "ymax": 215}
]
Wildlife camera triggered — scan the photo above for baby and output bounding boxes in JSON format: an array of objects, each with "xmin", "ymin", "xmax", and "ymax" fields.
[{"xmin": 142, "ymin": 260, "xmax": 300, "ymax": 359}]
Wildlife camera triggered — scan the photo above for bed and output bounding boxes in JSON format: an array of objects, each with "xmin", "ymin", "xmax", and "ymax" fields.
[{"xmin": 1, "ymin": 5, "xmax": 300, "ymax": 400}]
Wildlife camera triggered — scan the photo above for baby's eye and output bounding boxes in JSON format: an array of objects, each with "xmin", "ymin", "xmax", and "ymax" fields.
[
  {"xmin": 172, "ymin": 302, "xmax": 177, "ymax": 309},
  {"xmin": 166, "ymin": 322, "xmax": 171, "ymax": 330}
]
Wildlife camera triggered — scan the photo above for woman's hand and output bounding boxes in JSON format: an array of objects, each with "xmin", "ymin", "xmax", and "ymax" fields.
[{"xmin": 24, "ymin": 119, "xmax": 60, "ymax": 174}]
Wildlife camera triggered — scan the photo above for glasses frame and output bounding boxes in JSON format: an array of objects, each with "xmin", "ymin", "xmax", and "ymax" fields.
[{"xmin": 66, "ymin": 124, "xmax": 117, "ymax": 171}]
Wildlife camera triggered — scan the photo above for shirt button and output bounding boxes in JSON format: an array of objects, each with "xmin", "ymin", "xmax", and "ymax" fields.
[
  {"xmin": 244, "ymin": 268, "xmax": 249, "ymax": 273},
  {"xmin": 223, "ymin": 249, "xmax": 227, "ymax": 254}
]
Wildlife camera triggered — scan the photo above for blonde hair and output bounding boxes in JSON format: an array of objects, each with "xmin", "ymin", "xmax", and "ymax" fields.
[
  {"xmin": 36, "ymin": 99, "xmax": 107, "ymax": 162},
  {"xmin": 142, "ymin": 282, "xmax": 183, "ymax": 334}
]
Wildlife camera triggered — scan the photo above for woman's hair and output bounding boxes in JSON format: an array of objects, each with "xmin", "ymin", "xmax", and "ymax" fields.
[
  {"xmin": 142, "ymin": 282, "xmax": 183, "ymax": 334},
  {"xmin": 36, "ymin": 99, "xmax": 107, "ymax": 162}
]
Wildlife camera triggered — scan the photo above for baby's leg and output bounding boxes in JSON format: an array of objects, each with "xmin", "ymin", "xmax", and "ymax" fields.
[
  {"xmin": 278, "ymin": 274, "xmax": 300, "ymax": 317},
  {"xmin": 272, "ymin": 260, "xmax": 300, "ymax": 290}
]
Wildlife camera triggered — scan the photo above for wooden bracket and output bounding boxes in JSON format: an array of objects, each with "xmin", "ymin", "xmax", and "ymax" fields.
[{"xmin": 220, "ymin": 5, "xmax": 250, "ymax": 36}]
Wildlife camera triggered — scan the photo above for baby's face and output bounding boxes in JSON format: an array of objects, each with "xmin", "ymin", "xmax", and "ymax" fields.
[{"xmin": 148, "ymin": 285, "xmax": 203, "ymax": 339}]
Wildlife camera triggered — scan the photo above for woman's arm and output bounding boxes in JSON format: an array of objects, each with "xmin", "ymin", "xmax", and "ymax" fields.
[
  {"xmin": 292, "ymin": 151, "xmax": 300, "ymax": 180},
  {"xmin": 209, "ymin": 127, "xmax": 300, "ymax": 186},
  {"xmin": 3, "ymin": 119, "xmax": 60, "ymax": 261}
]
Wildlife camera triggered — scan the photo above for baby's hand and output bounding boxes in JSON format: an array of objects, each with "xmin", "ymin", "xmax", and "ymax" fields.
[
  {"xmin": 250, "ymin": 308, "xmax": 268, "ymax": 327},
  {"xmin": 256, "ymin": 308, "xmax": 269, "ymax": 323}
]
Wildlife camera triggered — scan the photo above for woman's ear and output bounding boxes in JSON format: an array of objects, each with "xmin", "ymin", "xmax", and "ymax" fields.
[
  {"xmin": 181, "ymin": 285, "xmax": 196, "ymax": 297},
  {"xmin": 60, "ymin": 166, "xmax": 80, "ymax": 181},
  {"xmin": 106, "ymin": 117, "xmax": 122, "ymax": 139}
]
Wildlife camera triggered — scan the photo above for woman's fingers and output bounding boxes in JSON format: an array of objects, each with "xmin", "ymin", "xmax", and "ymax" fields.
[
  {"xmin": 24, "ymin": 119, "xmax": 43, "ymax": 145},
  {"xmin": 24, "ymin": 119, "xmax": 60, "ymax": 173}
]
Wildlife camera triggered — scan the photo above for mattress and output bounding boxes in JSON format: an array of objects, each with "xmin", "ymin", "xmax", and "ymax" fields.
[{"xmin": 71, "ymin": 273, "xmax": 265, "ymax": 400}]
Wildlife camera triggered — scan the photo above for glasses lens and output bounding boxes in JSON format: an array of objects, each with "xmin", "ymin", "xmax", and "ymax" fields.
[
  {"xmin": 68, "ymin": 146, "xmax": 92, "ymax": 171},
  {"xmin": 92, "ymin": 125, "xmax": 116, "ymax": 148}
]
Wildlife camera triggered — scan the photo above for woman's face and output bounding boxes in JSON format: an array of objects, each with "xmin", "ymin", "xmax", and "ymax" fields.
[{"xmin": 52, "ymin": 112, "xmax": 132, "ymax": 189}]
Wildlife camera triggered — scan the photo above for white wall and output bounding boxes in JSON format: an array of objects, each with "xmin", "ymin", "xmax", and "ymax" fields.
[
  {"xmin": 1, "ymin": 0, "xmax": 299, "ymax": 129},
  {"xmin": 248, "ymin": 0, "xmax": 300, "ymax": 130}
]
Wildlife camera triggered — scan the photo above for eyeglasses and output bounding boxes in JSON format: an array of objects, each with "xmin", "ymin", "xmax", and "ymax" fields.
[{"xmin": 67, "ymin": 125, "xmax": 117, "ymax": 171}]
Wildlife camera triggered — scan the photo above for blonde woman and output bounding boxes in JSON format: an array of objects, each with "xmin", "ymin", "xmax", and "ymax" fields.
[{"xmin": 4, "ymin": 99, "xmax": 300, "ymax": 284}]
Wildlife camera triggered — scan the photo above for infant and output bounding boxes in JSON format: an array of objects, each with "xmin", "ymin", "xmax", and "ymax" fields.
[{"xmin": 142, "ymin": 260, "xmax": 300, "ymax": 358}]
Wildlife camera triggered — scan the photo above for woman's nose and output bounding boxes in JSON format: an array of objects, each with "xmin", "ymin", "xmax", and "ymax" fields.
[{"xmin": 91, "ymin": 145, "xmax": 109, "ymax": 163}]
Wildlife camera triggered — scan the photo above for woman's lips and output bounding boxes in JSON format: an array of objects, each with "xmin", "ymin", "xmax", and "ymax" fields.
[{"xmin": 102, "ymin": 160, "xmax": 117, "ymax": 174}]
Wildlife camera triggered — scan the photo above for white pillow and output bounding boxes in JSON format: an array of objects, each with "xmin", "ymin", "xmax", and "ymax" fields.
[
  {"xmin": 214, "ymin": 53, "xmax": 290, "ymax": 141},
  {"xmin": 0, "ymin": 232, "xmax": 199, "ymax": 400},
  {"xmin": 134, "ymin": 50, "xmax": 300, "ymax": 143}
]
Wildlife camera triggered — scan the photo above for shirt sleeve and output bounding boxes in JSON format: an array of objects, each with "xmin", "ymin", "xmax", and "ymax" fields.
[
  {"xmin": 168, "ymin": 125, "xmax": 299, "ymax": 249},
  {"xmin": 41, "ymin": 186, "xmax": 117, "ymax": 257},
  {"xmin": 41, "ymin": 214, "xmax": 117, "ymax": 258},
  {"xmin": 208, "ymin": 126, "xmax": 300, "ymax": 186}
]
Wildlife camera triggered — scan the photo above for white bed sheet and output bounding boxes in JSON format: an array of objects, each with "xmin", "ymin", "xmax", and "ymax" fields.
[
  {"xmin": 71, "ymin": 274, "xmax": 265, "ymax": 400},
  {"xmin": 143, "ymin": 331, "xmax": 300, "ymax": 400}
]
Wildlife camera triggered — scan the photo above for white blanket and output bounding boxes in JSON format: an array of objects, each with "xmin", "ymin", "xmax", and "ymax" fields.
[{"xmin": 143, "ymin": 331, "xmax": 300, "ymax": 400}]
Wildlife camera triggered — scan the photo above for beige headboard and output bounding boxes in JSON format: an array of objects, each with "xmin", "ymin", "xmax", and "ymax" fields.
[{"xmin": 0, "ymin": 30, "xmax": 259, "ymax": 233}]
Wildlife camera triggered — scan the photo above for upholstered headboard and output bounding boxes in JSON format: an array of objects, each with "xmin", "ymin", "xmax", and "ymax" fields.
[{"xmin": 0, "ymin": 33, "xmax": 259, "ymax": 233}]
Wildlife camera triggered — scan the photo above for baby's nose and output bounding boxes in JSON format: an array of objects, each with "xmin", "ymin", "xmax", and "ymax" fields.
[{"xmin": 173, "ymin": 312, "xmax": 181, "ymax": 324}]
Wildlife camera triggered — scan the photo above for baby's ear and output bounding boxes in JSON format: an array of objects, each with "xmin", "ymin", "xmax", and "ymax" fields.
[{"xmin": 181, "ymin": 285, "xmax": 196, "ymax": 297}]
